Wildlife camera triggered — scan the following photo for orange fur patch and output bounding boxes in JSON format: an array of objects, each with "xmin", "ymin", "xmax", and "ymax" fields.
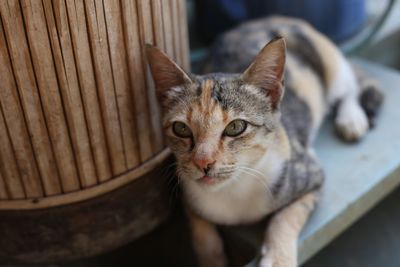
[
  {"xmin": 187, "ymin": 106, "xmax": 193, "ymax": 125},
  {"xmin": 200, "ymin": 80, "xmax": 214, "ymax": 114},
  {"xmin": 251, "ymin": 144, "xmax": 268, "ymax": 158},
  {"xmin": 222, "ymin": 110, "xmax": 228, "ymax": 125}
]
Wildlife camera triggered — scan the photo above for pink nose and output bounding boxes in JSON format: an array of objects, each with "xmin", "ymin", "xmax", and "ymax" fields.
[{"xmin": 193, "ymin": 157, "xmax": 216, "ymax": 172}]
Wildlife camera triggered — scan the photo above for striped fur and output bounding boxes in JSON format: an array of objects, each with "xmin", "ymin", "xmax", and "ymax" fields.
[{"xmin": 147, "ymin": 16, "xmax": 383, "ymax": 267}]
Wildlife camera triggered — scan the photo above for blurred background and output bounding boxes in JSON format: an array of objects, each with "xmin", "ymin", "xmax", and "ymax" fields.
[
  {"xmin": 187, "ymin": 0, "xmax": 400, "ymax": 72},
  {"xmin": 2, "ymin": 0, "xmax": 400, "ymax": 267}
]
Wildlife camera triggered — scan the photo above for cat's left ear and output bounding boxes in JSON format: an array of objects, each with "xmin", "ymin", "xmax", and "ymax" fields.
[
  {"xmin": 146, "ymin": 44, "xmax": 193, "ymax": 103},
  {"xmin": 242, "ymin": 37, "xmax": 286, "ymax": 110}
]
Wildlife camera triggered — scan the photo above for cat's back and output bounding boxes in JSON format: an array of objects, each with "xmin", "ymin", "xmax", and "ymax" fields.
[
  {"xmin": 203, "ymin": 16, "xmax": 340, "ymax": 85},
  {"xmin": 203, "ymin": 16, "xmax": 345, "ymax": 145}
]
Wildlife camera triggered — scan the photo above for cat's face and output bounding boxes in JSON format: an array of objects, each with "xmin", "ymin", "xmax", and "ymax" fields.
[{"xmin": 147, "ymin": 38, "xmax": 286, "ymax": 191}]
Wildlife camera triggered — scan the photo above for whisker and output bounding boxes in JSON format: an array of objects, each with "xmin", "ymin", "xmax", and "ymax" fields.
[
  {"xmin": 169, "ymin": 172, "xmax": 182, "ymax": 204},
  {"xmin": 237, "ymin": 165, "xmax": 265, "ymax": 177},
  {"xmin": 215, "ymin": 169, "xmax": 235, "ymax": 175},
  {"xmin": 159, "ymin": 162, "xmax": 178, "ymax": 186},
  {"xmin": 235, "ymin": 166, "xmax": 273, "ymax": 198}
]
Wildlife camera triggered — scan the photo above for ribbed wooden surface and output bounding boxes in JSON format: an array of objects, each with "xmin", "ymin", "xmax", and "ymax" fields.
[{"xmin": 0, "ymin": 0, "xmax": 189, "ymax": 202}]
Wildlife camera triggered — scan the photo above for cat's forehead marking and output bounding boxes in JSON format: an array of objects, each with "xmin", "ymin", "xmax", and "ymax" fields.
[
  {"xmin": 222, "ymin": 108, "xmax": 229, "ymax": 124},
  {"xmin": 200, "ymin": 79, "xmax": 215, "ymax": 112},
  {"xmin": 186, "ymin": 105, "xmax": 193, "ymax": 126},
  {"xmin": 183, "ymin": 79, "xmax": 228, "ymax": 142}
]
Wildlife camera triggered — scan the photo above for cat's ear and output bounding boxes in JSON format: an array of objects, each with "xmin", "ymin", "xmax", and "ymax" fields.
[
  {"xmin": 146, "ymin": 44, "xmax": 192, "ymax": 102},
  {"xmin": 242, "ymin": 37, "xmax": 286, "ymax": 110}
]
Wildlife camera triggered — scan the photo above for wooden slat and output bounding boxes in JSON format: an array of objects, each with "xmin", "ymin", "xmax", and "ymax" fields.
[
  {"xmin": 84, "ymin": 0, "xmax": 126, "ymax": 175},
  {"xmin": 0, "ymin": 104, "xmax": 25, "ymax": 199},
  {"xmin": 0, "ymin": 168, "xmax": 8, "ymax": 200},
  {"xmin": 65, "ymin": 0, "xmax": 112, "ymax": 182},
  {"xmin": 170, "ymin": 0, "xmax": 182, "ymax": 65},
  {"xmin": 42, "ymin": 0, "xmax": 97, "ymax": 188},
  {"xmin": 137, "ymin": 0, "xmax": 163, "ymax": 153},
  {"xmin": 1, "ymin": 14, "xmax": 57, "ymax": 197},
  {"xmin": 151, "ymin": 0, "xmax": 165, "ymax": 52},
  {"xmin": 1, "ymin": 1, "xmax": 52, "ymax": 198},
  {"xmin": 0, "ymin": 0, "xmax": 190, "ymax": 201},
  {"xmin": 121, "ymin": 0, "xmax": 153, "ymax": 161},
  {"xmin": 0, "ymin": 148, "xmax": 171, "ymax": 210},
  {"xmin": 160, "ymin": 0, "xmax": 174, "ymax": 59},
  {"xmin": 178, "ymin": 0, "xmax": 191, "ymax": 71},
  {"xmin": 20, "ymin": 0, "xmax": 80, "ymax": 192},
  {"xmin": 103, "ymin": 0, "xmax": 140, "ymax": 168}
]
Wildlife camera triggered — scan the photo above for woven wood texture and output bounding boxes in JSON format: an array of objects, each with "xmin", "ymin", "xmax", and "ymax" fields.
[{"xmin": 0, "ymin": 0, "xmax": 189, "ymax": 205}]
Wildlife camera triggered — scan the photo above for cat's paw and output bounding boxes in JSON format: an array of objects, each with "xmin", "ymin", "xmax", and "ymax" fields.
[
  {"xmin": 335, "ymin": 102, "xmax": 369, "ymax": 142},
  {"xmin": 259, "ymin": 256, "xmax": 273, "ymax": 267},
  {"xmin": 259, "ymin": 245, "xmax": 273, "ymax": 267},
  {"xmin": 259, "ymin": 254, "xmax": 296, "ymax": 267}
]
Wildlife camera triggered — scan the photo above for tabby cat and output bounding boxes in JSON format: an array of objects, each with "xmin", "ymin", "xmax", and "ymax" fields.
[{"xmin": 146, "ymin": 16, "xmax": 383, "ymax": 267}]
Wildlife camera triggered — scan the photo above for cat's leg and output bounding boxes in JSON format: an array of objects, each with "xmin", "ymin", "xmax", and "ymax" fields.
[
  {"xmin": 186, "ymin": 207, "xmax": 227, "ymax": 267},
  {"xmin": 259, "ymin": 191, "xmax": 319, "ymax": 267},
  {"xmin": 328, "ymin": 59, "xmax": 369, "ymax": 142},
  {"xmin": 335, "ymin": 97, "xmax": 369, "ymax": 142}
]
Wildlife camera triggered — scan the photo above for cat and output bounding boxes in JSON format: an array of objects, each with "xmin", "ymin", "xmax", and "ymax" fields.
[{"xmin": 146, "ymin": 16, "xmax": 383, "ymax": 267}]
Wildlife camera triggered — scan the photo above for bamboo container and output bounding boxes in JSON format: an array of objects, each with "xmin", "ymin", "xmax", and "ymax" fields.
[{"xmin": 0, "ymin": 0, "xmax": 190, "ymax": 210}]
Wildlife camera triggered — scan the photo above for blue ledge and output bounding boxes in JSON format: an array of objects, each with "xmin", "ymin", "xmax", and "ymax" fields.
[
  {"xmin": 243, "ymin": 58, "xmax": 400, "ymax": 266},
  {"xmin": 299, "ymin": 58, "xmax": 400, "ymax": 264}
]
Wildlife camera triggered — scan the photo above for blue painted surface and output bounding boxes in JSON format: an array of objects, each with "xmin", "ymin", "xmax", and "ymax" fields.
[
  {"xmin": 244, "ymin": 59, "xmax": 400, "ymax": 267},
  {"xmin": 299, "ymin": 59, "xmax": 400, "ymax": 262},
  {"xmin": 194, "ymin": 0, "xmax": 365, "ymax": 42},
  {"xmin": 304, "ymin": 187, "xmax": 400, "ymax": 267}
]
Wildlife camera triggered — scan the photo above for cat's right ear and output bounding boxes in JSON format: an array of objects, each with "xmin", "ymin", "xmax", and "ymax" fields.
[
  {"xmin": 146, "ymin": 44, "xmax": 192, "ymax": 102},
  {"xmin": 242, "ymin": 37, "xmax": 286, "ymax": 110}
]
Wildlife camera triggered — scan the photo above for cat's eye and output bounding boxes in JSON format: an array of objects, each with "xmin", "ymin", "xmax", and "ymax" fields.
[
  {"xmin": 224, "ymin": 119, "xmax": 247, "ymax": 137},
  {"xmin": 172, "ymin": 121, "xmax": 192, "ymax": 138}
]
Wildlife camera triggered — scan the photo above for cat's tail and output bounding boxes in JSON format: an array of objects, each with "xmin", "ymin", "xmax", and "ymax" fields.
[{"xmin": 354, "ymin": 66, "xmax": 385, "ymax": 128}]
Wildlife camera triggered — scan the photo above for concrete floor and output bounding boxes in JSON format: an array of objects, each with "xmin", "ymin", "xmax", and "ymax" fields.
[
  {"xmin": 2, "ymin": 186, "xmax": 399, "ymax": 267},
  {"xmin": 303, "ymin": 185, "xmax": 400, "ymax": 267}
]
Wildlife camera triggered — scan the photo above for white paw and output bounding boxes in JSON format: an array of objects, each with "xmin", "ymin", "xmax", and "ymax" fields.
[
  {"xmin": 259, "ymin": 256, "xmax": 273, "ymax": 267},
  {"xmin": 259, "ymin": 245, "xmax": 273, "ymax": 267},
  {"xmin": 335, "ymin": 101, "xmax": 369, "ymax": 142},
  {"xmin": 259, "ymin": 255, "xmax": 296, "ymax": 267}
]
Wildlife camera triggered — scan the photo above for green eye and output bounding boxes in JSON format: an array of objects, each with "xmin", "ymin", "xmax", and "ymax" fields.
[
  {"xmin": 172, "ymin": 122, "xmax": 192, "ymax": 138},
  {"xmin": 224, "ymin": 119, "xmax": 247, "ymax": 137}
]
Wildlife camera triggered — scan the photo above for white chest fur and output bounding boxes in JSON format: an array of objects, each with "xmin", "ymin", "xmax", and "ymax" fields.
[
  {"xmin": 183, "ymin": 152, "xmax": 286, "ymax": 225},
  {"xmin": 184, "ymin": 176, "xmax": 274, "ymax": 225}
]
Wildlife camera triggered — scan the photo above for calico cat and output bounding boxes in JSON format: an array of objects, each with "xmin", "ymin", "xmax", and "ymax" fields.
[{"xmin": 146, "ymin": 16, "xmax": 383, "ymax": 267}]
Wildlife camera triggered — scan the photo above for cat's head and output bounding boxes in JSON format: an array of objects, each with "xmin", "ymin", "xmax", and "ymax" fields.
[{"xmin": 146, "ymin": 38, "xmax": 288, "ymax": 191}]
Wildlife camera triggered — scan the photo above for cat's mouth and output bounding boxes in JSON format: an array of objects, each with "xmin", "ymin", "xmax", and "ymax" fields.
[{"xmin": 196, "ymin": 173, "xmax": 232, "ymax": 186}]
